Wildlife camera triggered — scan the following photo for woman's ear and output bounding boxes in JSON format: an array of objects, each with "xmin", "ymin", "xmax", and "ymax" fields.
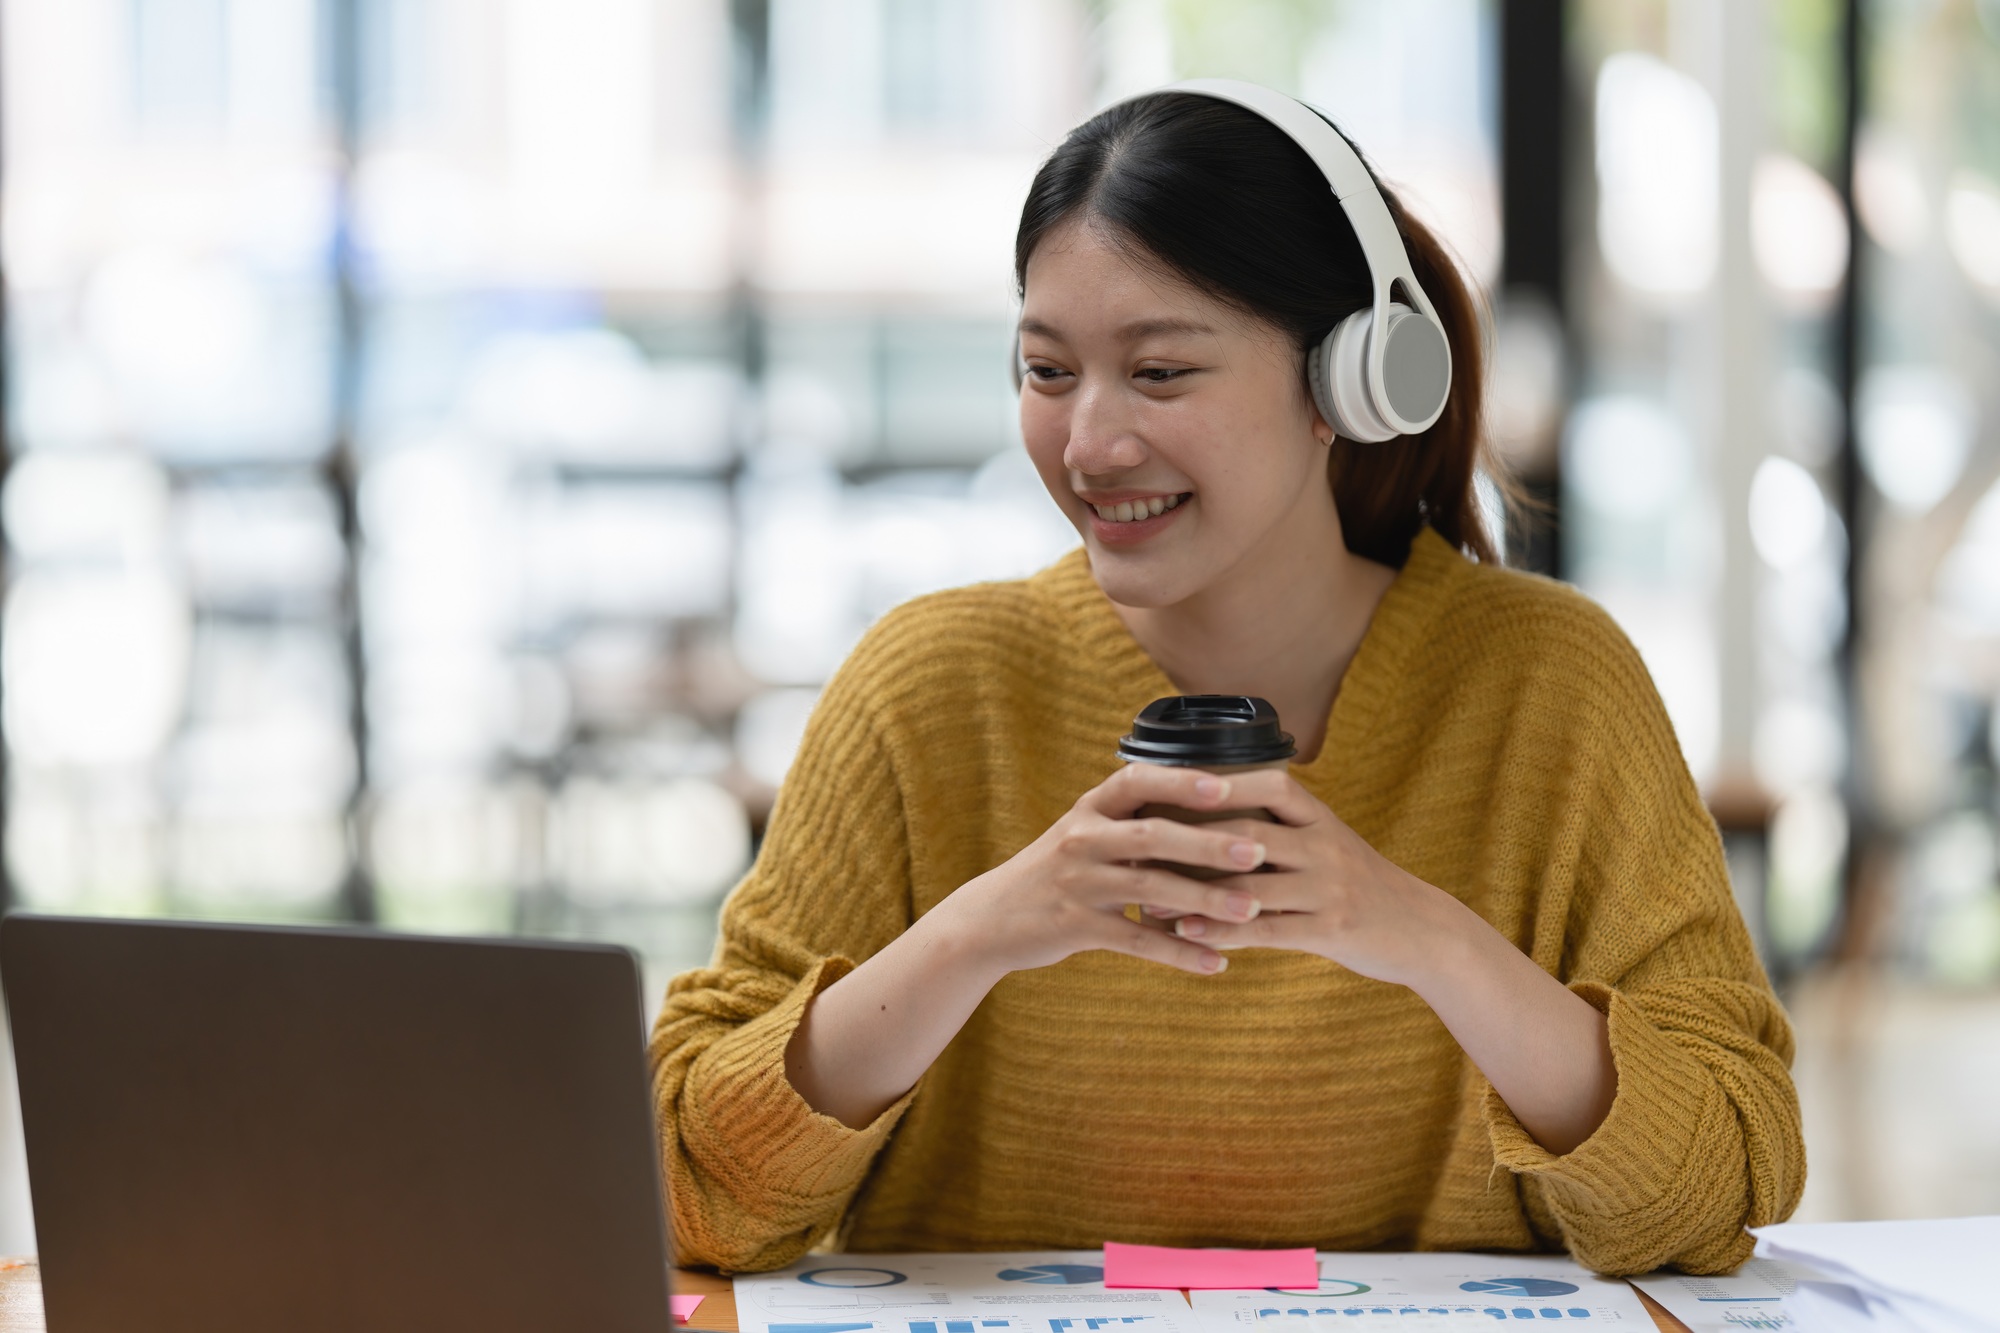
[
  {"xmin": 1300, "ymin": 359, "xmax": 1336, "ymax": 445},
  {"xmin": 1310, "ymin": 401, "xmax": 1336, "ymax": 447}
]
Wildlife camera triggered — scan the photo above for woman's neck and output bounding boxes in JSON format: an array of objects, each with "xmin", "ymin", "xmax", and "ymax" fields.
[{"xmin": 1111, "ymin": 503, "xmax": 1397, "ymax": 765}]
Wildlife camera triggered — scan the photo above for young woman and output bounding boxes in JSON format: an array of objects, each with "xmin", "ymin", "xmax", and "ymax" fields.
[{"xmin": 650, "ymin": 87, "xmax": 1804, "ymax": 1277}]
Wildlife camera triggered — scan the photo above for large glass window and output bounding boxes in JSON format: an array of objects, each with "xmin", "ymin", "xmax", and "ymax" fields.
[
  {"xmin": 0, "ymin": 0, "xmax": 1504, "ymax": 991},
  {"xmin": 0, "ymin": 0, "xmax": 1093, "ymax": 996}
]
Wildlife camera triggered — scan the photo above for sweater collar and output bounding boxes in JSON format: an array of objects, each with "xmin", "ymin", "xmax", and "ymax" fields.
[
  {"xmin": 1030, "ymin": 526, "xmax": 1469, "ymax": 768},
  {"xmin": 1310, "ymin": 525, "xmax": 1466, "ymax": 768}
]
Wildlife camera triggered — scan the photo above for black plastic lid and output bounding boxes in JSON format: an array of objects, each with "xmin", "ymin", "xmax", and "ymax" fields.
[{"xmin": 1117, "ymin": 695, "xmax": 1296, "ymax": 767}]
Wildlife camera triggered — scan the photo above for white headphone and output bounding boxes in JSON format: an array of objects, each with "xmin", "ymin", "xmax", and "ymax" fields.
[{"xmin": 1016, "ymin": 78, "xmax": 1453, "ymax": 443}]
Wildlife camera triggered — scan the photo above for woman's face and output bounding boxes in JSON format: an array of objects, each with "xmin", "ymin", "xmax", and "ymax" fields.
[{"xmin": 1018, "ymin": 218, "xmax": 1336, "ymax": 610}]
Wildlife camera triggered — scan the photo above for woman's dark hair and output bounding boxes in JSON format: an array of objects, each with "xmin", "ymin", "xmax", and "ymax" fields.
[{"xmin": 1015, "ymin": 92, "xmax": 1499, "ymax": 567}]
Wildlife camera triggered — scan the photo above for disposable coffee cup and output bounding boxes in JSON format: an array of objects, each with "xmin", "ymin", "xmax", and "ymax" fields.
[{"xmin": 1117, "ymin": 695, "xmax": 1296, "ymax": 881}]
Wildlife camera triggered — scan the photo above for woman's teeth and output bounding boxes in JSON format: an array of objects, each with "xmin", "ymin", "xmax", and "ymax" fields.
[{"xmin": 1092, "ymin": 494, "xmax": 1184, "ymax": 523}]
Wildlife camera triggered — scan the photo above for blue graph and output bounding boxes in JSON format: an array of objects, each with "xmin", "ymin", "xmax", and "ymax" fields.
[
  {"xmin": 1256, "ymin": 1307, "xmax": 1595, "ymax": 1321},
  {"xmin": 911, "ymin": 1320, "xmax": 1013, "ymax": 1333},
  {"xmin": 1049, "ymin": 1318, "xmax": 1167, "ymax": 1332},
  {"xmin": 799, "ymin": 1269, "xmax": 909, "ymax": 1289},
  {"xmin": 771, "ymin": 1324, "xmax": 879, "ymax": 1333},
  {"xmin": 1459, "ymin": 1279, "xmax": 1582, "ymax": 1298},
  {"xmin": 999, "ymin": 1265, "xmax": 1104, "ymax": 1286}
]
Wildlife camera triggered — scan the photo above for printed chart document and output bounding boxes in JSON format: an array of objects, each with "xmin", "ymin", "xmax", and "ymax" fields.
[
  {"xmin": 1628, "ymin": 1258, "xmax": 1818, "ymax": 1331},
  {"xmin": 1186, "ymin": 1252, "xmax": 1653, "ymax": 1328},
  {"xmin": 733, "ymin": 1251, "xmax": 1199, "ymax": 1333}
]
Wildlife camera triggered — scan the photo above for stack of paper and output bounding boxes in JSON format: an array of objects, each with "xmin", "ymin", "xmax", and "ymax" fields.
[
  {"xmin": 1747, "ymin": 1216, "xmax": 2000, "ymax": 1332},
  {"xmin": 733, "ymin": 1249, "xmax": 1655, "ymax": 1333}
]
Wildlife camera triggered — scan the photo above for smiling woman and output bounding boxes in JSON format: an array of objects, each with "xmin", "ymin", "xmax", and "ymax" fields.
[
  {"xmin": 649, "ymin": 85, "xmax": 1803, "ymax": 1280},
  {"xmin": 1015, "ymin": 103, "xmax": 1493, "ymax": 568}
]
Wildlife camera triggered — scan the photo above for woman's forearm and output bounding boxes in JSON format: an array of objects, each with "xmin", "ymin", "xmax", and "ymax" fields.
[
  {"xmin": 781, "ymin": 766, "xmax": 1257, "ymax": 1129},
  {"xmin": 783, "ymin": 903, "xmax": 1008, "ymax": 1129},
  {"xmin": 1408, "ymin": 891, "xmax": 1618, "ymax": 1156}
]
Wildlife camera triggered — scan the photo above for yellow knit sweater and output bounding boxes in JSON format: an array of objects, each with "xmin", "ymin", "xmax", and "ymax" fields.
[{"xmin": 650, "ymin": 529, "xmax": 1805, "ymax": 1276}]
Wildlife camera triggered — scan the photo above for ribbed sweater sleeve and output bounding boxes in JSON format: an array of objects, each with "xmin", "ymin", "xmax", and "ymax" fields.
[
  {"xmin": 647, "ymin": 627, "xmax": 916, "ymax": 1272},
  {"xmin": 1480, "ymin": 608, "xmax": 1807, "ymax": 1275}
]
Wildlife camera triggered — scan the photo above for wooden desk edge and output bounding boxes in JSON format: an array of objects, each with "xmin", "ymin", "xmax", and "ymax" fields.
[{"xmin": 0, "ymin": 1260, "xmax": 1688, "ymax": 1332}]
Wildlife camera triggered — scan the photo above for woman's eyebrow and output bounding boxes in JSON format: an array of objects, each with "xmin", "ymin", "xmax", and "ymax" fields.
[
  {"xmin": 1117, "ymin": 317, "xmax": 1215, "ymax": 339},
  {"xmin": 1016, "ymin": 317, "xmax": 1215, "ymax": 340}
]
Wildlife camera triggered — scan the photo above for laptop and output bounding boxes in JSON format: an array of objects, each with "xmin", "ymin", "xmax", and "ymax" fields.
[{"xmin": 1, "ymin": 914, "xmax": 679, "ymax": 1333}]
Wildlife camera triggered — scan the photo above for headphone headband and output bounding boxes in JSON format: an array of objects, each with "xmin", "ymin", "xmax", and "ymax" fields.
[
  {"xmin": 1016, "ymin": 79, "xmax": 1454, "ymax": 441},
  {"xmin": 1150, "ymin": 79, "xmax": 1451, "ymax": 438},
  {"xmin": 1160, "ymin": 80, "xmax": 1443, "ymax": 334}
]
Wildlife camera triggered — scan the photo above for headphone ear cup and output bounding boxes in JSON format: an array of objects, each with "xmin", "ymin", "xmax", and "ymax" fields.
[
  {"xmin": 1311, "ymin": 309, "xmax": 1398, "ymax": 444},
  {"xmin": 1306, "ymin": 326, "xmax": 1340, "ymax": 437}
]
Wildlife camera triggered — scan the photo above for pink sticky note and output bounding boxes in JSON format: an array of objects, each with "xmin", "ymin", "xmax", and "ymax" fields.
[
  {"xmin": 671, "ymin": 1293, "xmax": 707, "ymax": 1325},
  {"xmin": 1103, "ymin": 1241, "xmax": 1318, "ymax": 1290}
]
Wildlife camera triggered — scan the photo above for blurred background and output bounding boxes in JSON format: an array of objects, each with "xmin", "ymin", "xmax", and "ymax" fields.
[{"xmin": 0, "ymin": 0, "xmax": 1997, "ymax": 1255}]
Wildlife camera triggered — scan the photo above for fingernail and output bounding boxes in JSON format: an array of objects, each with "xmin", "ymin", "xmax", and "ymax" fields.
[
  {"xmin": 1194, "ymin": 776, "xmax": 1229, "ymax": 802},
  {"xmin": 1229, "ymin": 841, "xmax": 1265, "ymax": 870},
  {"xmin": 1176, "ymin": 918, "xmax": 1207, "ymax": 939},
  {"xmin": 1225, "ymin": 891, "xmax": 1259, "ymax": 920},
  {"xmin": 1203, "ymin": 954, "xmax": 1228, "ymax": 974}
]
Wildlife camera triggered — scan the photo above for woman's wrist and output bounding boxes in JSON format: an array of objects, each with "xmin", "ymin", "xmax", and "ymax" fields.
[
  {"xmin": 908, "ymin": 878, "xmax": 1019, "ymax": 992},
  {"xmin": 786, "ymin": 888, "xmax": 1015, "ymax": 1128},
  {"xmin": 1376, "ymin": 868, "xmax": 1492, "ymax": 996},
  {"xmin": 1386, "ymin": 874, "xmax": 1617, "ymax": 1154}
]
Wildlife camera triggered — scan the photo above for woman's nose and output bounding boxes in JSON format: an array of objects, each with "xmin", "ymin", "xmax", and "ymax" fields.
[{"xmin": 1062, "ymin": 381, "xmax": 1148, "ymax": 475}]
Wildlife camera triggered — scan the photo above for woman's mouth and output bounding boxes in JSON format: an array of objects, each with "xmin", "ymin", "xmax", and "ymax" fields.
[
  {"xmin": 1083, "ymin": 492, "xmax": 1191, "ymax": 545},
  {"xmin": 1090, "ymin": 493, "xmax": 1185, "ymax": 523}
]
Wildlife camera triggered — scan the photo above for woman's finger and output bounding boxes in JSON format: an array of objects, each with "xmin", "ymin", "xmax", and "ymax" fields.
[
  {"xmin": 1082, "ymin": 762, "xmax": 1242, "ymax": 820},
  {"xmin": 1086, "ymin": 862, "xmax": 1265, "ymax": 921},
  {"xmin": 1209, "ymin": 769, "xmax": 1326, "ymax": 827},
  {"xmin": 1091, "ymin": 816, "xmax": 1269, "ymax": 876},
  {"xmin": 1171, "ymin": 909, "xmax": 1321, "ymax": 950},
  {"xmin": 1090, "ymin": 913, "xmax": 1230, "ymax": 975},
  {"xmin": 1167, "ymin": 867, "xmax": 1322, "ymax": 913},
  {"xmin": 1200, "ymin": 818, "xmax": 1306, "ymax": 868}
]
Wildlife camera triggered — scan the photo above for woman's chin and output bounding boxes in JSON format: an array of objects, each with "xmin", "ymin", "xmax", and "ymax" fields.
[{"xmin": 1086, "ymin": 547, "xmax": 1211, "ymax": 611}]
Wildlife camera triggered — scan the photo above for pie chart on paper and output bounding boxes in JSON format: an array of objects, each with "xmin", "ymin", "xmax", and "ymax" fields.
[
  {"xmin": 1458, "ymin": 1279, "xmax": 1581, "ymax": 1298},
  {"xmin": 997, "ymin": 1265, "xmax": 1105, "ymax": 1285},
  {"xmin": 799, "ymin": 1268, "xmax": 910, "ymax": 1289}
]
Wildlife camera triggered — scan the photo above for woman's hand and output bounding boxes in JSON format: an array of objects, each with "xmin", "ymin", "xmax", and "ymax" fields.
[
  {"xmin": 1155, "ymin": 768, "xmax": 1618, "ymax": 1156},
  {"xmin": 925, "ymin": 762, "xmax": 1274, "ymax": 981},
  {"xmin": 1151, "ymin": 769, "xmax": 1474, "ymax": 986},
  {"xmin": 787, "ymin": 763, "xmax": 1272, "ymax": 1128}
]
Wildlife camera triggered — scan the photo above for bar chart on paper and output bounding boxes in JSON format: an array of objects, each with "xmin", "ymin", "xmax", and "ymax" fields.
[
  {"xmin": 1189, "ymin": 1253, "xmax": 1655, "ymax": 1328},
  {"xmin": 1628, "ymin": 1259, "xmax": 1814, "ymax": 1332}
]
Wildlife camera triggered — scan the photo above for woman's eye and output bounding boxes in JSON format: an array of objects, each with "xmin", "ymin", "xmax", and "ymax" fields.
[
  {"xmin": 1137, "ymin": 368, "xmax": 1190, "ymax": 384},
  {"xmin": 1027, "ymin": 364, "xmax": 1069, "ymax": 382}
]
